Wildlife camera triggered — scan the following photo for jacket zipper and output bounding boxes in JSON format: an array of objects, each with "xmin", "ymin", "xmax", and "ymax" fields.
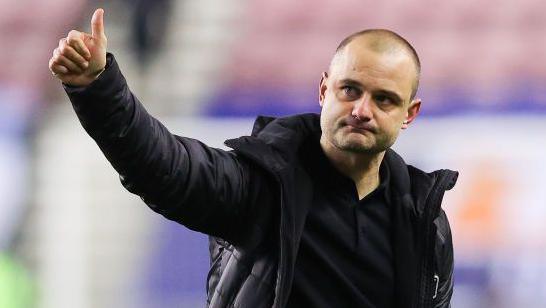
[{"xmin": 416, "ymin": 171, "xmax": 456, "ymax": 307}]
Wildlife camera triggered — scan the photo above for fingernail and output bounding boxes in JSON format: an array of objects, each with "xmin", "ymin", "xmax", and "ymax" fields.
[
  {"xmin": 83, "ymin": 61, "xmax": 89, "ymax": 68},
  {"xmin": 60, "ymin": 66, "xmax": 68, "ymax": 73}
]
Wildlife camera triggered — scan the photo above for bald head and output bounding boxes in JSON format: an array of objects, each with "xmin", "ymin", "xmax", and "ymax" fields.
[{"xmin": 331, "ymin": 29, "xmax": 421, "ymax": 99}]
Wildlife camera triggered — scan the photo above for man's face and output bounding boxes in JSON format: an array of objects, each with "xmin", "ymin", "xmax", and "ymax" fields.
[{"xmin": 319, "ymin": 39, "xmax": 421, "ymax": 154}]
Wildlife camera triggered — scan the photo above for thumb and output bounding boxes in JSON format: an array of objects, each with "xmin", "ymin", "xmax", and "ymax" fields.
[{"xmin": 91, "ymin": 8, "xmax": 105, "ymax": 39}]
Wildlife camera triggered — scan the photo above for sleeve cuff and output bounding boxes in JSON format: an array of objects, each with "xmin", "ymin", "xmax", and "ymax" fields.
[{"xmin": 63, "ymin": 52, "xmax": 119, "ymax": 94}]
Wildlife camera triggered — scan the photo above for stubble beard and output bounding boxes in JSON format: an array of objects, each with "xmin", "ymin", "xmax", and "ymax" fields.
[{"xmin": 330, "ymin": 125, "xmax": 392, "ymax": 155}]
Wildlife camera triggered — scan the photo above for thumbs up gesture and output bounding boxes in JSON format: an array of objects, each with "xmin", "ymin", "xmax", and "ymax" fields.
[{"xmin": 49, "ymin": 9, "xmax": 107, "ymax": 87}]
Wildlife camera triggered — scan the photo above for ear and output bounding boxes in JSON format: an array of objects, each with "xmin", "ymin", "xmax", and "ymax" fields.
[
  {"xmin": 319, "ymin": 72, "xmax": 328, "ymax": 107},
  {"xmin": 402, "ymin": 98, "xmax": 421, "ymax": 129}
]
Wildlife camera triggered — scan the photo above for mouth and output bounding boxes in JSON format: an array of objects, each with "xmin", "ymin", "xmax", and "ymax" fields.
[
  {"xmin": 342, "ymin": 118, "xmax": 376, "ymax": 133},
  {"xmin": 347, "ymin": 124, "xmax": 372, "ymax": 131}
]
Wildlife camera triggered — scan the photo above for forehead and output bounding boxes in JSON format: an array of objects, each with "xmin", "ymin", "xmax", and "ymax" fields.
[{"xmin": 330, "ymin": 40, "xmax": 416, "ymax": 100}]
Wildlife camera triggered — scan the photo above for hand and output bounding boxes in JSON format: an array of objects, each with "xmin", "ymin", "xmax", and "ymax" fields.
[{"xmin": 49, "ymin": 8, "xmax": 107, "ymax": 87}]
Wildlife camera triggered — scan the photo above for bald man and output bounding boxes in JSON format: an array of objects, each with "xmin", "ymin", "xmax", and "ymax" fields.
[{"xmin": 49, "ymin": 9, "xmax": 458, "ymax": 308}]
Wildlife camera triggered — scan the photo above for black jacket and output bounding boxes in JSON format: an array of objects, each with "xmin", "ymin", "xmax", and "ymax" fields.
[{"xmin": 65, "ymin": 54, "xmax": 458, "ymax": 308}]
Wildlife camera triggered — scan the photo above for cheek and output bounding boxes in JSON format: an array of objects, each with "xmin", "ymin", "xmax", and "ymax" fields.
[
  {"xmin": 320, "ymin": 101, "xmax": 343, "ymax": 134},
  {"xmin": 324, "ymin": 98, "xmax": 349, "ymax": 118},
  {"xmin": 320, "ymin": 99, "xmax": 336, "ymax": 121},
  {"xmin": 385, "ymin": 120, "xmax": 404, "ymax": 142},
  {"xmin": 376, "ymin": 113, "xmax": 404, "ymax": 136},
  {"xmin": 384, "ymin": 110, "xmax": 405, "ymax": 127}
]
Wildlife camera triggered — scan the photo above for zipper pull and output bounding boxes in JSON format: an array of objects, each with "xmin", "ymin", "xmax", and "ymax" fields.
[{"xmin": 432, "ymin": 274, "xmax": 439, "ymax": 299}]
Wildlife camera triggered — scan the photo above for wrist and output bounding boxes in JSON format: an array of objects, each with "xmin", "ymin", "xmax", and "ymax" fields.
[{"xmin": 90, "ymin": 67, "xmax": 106, "ymax": 80}]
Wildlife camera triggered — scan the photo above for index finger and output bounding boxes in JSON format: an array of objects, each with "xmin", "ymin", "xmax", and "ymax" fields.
[{"xmin": 67, "ymin": 30, "xmax": 91, "ymax": 60}]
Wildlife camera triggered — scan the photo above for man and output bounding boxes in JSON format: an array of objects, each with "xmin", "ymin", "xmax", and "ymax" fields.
[{"xmin": 49, "ymin": 8, "xmax": 458, "ymax": 308}]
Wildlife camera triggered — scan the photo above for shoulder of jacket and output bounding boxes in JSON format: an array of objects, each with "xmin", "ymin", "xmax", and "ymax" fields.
[
  {"xmin": 385, "ymin": 149, "xmax": 458, "ymax": 215},
  {"xmin": 225, "ymin": 113, "xmax": 320, "ymax": 172}
]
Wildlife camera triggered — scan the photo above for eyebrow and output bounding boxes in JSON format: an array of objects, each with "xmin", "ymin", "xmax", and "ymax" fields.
[{"xmin": 338, "ymin": 78, "xmax": 404, "ymax": 104}]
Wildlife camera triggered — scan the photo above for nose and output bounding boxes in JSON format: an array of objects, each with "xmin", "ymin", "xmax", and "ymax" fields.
[{"xmin": 351, "ymin": 93, "xmax": 373, "ymax": 121}]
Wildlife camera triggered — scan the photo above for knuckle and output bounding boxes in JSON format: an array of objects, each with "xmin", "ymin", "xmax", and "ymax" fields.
[
  {"xmin": 54, "ymin": 65, "xmax": 65, "ymax": 73},
  {"xmin": 68, "ymin": 30, "xmax": 80, "ymax": 37},
  {"xmin": 66, "ymin": 36, "xmax": 75, "ymax": 45},
  {"xmin": 68, "ymin": 38, "xmax": 83, "ymax": 50},
  {"xmin": 60, "ymin": 58, "xmax": 70, "ymax": 67},
  {"xmin": 60, "ymin": 45, "xmax": 72, "ymax": 56}
]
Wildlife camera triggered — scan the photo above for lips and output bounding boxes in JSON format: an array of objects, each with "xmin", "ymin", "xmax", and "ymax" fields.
[{"xmin": 343, "ymin": 117, "xmax": 377, "ymax": 133}]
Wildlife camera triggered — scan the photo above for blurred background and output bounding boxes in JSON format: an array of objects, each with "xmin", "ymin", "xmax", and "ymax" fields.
[{"xmin": 2, "ymin": 0, "xmax": 546, "ymax": 307}]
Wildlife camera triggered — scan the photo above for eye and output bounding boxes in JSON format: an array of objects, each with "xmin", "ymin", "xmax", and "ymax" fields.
[
  {"xmin": 341, "ymin": 86, "xmax": 360, "ymax": 99},
  {"xmin": 373, "ymin": 94, "xmax": 392, "ymax": 105}
]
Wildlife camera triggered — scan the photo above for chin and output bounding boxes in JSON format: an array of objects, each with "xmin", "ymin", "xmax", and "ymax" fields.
[
  {"xmin": 336, "ymin": 135, "xmax": 392, "ymax": 154},
  {"xmin": 335, "ymin": 138, "xmax": 375, "ymax": 153}
]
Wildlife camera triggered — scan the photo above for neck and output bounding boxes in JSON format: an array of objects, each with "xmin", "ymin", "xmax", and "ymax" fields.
[{"xmin": 320, "ymin": 137, "xmax": 385, "ymax": 199}]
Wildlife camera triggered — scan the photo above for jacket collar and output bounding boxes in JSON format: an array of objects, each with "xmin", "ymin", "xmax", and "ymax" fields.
[{"xmin": 226, "ymin": 113, "xmax": 458, "ymax": 215}]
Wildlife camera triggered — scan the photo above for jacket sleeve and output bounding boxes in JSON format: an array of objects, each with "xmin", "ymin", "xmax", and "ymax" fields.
[
  {"xmin": 64, "ymin": 53, "xmax": 273, "ymax": 245},
  {"xmin": 433, "ymin": 209, "xmax": 454, "ymax": 308}
]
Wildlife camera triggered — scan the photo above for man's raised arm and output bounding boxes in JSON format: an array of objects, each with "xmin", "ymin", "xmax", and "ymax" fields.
[{"xmin": 48, "ymin": 9, "xmax": 273, "ymax": 245}]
